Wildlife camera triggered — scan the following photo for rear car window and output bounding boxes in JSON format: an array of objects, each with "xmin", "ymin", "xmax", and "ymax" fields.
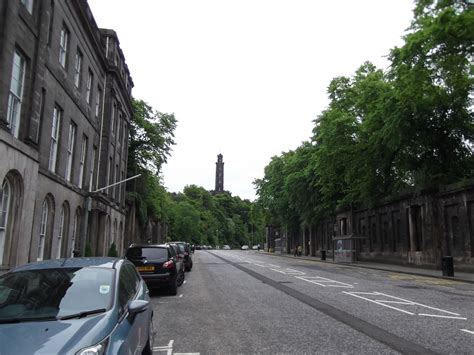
[
  {"xmin": 168, "ymin": 246, "xmax": 177, "ymax": 258},
  {"xmin": 126, "ymin": 247, "xmax": 168, "ymax": 260}
]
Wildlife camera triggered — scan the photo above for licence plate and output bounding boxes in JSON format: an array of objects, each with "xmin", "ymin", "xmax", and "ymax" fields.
[{"xmin": 137, "ymin": 266, "xmax": 155, "ymax": 272}]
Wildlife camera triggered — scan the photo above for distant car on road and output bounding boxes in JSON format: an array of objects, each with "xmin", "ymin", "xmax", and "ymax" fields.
[
  {"xmin": 0, "ymin": 257, "xmax": 153, "ymax": 355},
  {"xmin": 252, "ymin": 245, "xmax": 258, "ymax": 250},
  {"xmin": 222, "ymin": 245, "xmax": 231, "ymax": 250},
  {"xmin": 241, "ymin": 245, "xmax": 249, "ymax": 250},
  {"xmin": 126, "ymin": 244, "xmax": 185, "ymax": 295}
]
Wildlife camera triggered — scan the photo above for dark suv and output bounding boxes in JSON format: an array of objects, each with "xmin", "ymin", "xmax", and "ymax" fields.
[
  {"xmin": 170, "ymin": 241, "xmax": 193, "ymax": 271},
  {"xmin": 125, "ymin": 244, "xmax": 185, "ymax": 295}
]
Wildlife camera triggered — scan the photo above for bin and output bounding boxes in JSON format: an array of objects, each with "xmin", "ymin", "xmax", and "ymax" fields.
[
  {"xmin": 321, "ymin": 250, "xmax": 326, "ymax": 261},
  {"xmin": 441, "ymin": 256, "xmax": 454, "ymax": 277}
]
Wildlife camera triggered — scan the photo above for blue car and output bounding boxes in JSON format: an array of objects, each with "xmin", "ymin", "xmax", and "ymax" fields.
[{"xmin": 0, "ymin": 257, "xmax": 154, "ymax": 354}]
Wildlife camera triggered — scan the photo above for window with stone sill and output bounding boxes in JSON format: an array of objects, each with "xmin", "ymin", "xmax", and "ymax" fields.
[
  {"xmin": 95, "ymin": 87, "xmax": 102, "ymax": 118},
  {"xmin": 86, "ymin": 69, "xmax": 93, "ymax": 104},
  {"xmin": 49, "ymin": 105, "xmax": 62, "ymax": 173},
  {"xmin": 78, "ymin": 135, "xmax": 88, "ymax": 189},
  {"xmin": 21, "ymin": 0, "xmax": 34, "ymax": 14},
  {"xmin": 59, "ymin": 25, "xmax": 69, "ymax": 68},
  {"xmin": 7, "ymin": 51, "xmax": 26, "ymax": 138},
  {"xmin": 73, "ymin": 50, "xmax": 83, "ymax": 88},
  {"xmin": 65, "ymin": 122, "xmax": 76, "ymax": 182}
]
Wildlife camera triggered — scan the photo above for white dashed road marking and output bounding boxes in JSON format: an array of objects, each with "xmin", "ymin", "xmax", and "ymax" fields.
[
  {"xmin": 285, "ymin": 268, "xmax": 306, "ymax": 275},
  {"xmin": 461, "ymin": 329, "xmax": 474, "ymax": 335},
  {"xmin": 343, "ymin": 291, "xmax": 467, "ymax": 319},
  {"xmin": 153, "ymin": 340, "xmax": 174, "ymax": 355},
  {"xmin": 270, "ymin": 267, "xmax": 306, "ymax": 275},
  {"xmin": 296, "ymin": 276, "xmax": 354, "ymax": 288}
]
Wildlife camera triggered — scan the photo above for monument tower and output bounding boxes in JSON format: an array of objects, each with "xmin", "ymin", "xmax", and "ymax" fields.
[{"xmin": 215, "ymin": 154, "xmax": 224, "ymax": 194}]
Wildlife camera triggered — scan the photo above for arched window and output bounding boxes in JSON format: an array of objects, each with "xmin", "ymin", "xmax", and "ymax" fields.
[
  {"xmin": 57, "ymin": 203, "xmax": 69, "ymax": 259},
  {"xmin": 38, "ymin": 199, "xmax": 48, "ymax": 261},
  {"xmin": 0, "ymin": 178, "xmax": 12, "ymax": 265},
  {"xmin": 118, "ymin": 222, "xmax": 123, "ymax": 256},
  {"xmin": 112, "ymin": 219, "xmax": 117, "ymax": 247},
  {"xmin": 451, "ymin": 216, "xmax": 459, "ymax": 248},
  {"xmin": 70, "ymin": 208, "xmax": 81, "ymax": 257},
  {"xmin": 38, "ymin": 196, "xmax": 54, "ymax": 261},
  {"xmin": 103, "ymin": 216, "xmax": 111, "ymax": 256}
]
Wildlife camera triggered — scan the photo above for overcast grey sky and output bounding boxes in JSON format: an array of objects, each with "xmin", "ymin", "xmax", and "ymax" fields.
[{"xmin": 88, "ymin": 0, "xmax": 415, "ymax": 201}]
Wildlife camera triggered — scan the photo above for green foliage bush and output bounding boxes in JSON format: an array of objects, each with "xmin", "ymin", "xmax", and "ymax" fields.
[
  {"xmin": 108, "ymin": 242, "xmax": 118, "ymax": 257},
  {"xmin": 84, "ymin": 243, "xmax": 92, "ymax": 257}
]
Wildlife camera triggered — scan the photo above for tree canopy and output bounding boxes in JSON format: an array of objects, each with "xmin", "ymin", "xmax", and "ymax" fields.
[
  {"xmin": 165, "ymin": 186, "xmax": 265, "ymax": 247},
  {"xmin": 255, "ymin": 0, "xmax": 474, "ymax": 229},
  {"xmin": 126, "ymin": 99, "xmax": 177, "ymax": 230},
  {"xmin": 128, "ymin": 99, "xmax": 177, "ymax": 176}
]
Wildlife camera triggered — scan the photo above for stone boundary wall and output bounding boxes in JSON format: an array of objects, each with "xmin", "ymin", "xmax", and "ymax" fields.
[{"xmin": 266, "ymin": 181, "xmax": 474, "ymax": 272}]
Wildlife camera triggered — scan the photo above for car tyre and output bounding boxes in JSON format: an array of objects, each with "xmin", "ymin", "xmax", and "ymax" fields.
[
  {"xmin": 142, "ymin": 337, "xmax": 152, "ymax": 355},
  {"xmin": 169, "ymin": 277, "xmax": 178, "ymax": 295},
  {"xmin": 142, "ymin": 317, "xmax": 154, "ymax": 355},
  {"xmin": 177, "ymin": 270, "xmax": 185, "ymax": 286}
]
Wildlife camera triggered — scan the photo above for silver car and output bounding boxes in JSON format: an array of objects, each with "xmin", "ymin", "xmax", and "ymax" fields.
[{"xmin": 0, "ymin": 257, "xmax": 154, "ymax": 354}]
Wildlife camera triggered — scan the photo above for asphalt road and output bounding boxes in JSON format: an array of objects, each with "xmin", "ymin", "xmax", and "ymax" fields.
[{"xmin": 149, "ymin": 250, "xmax": 474, "ymax": 354}]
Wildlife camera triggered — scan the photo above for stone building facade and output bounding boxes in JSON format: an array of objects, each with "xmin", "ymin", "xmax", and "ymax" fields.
[
  {"xmin": 268, "ymin": 182, "xmax": 474, "ymax": 272},
  {"xmin": 0, "ymin": 0, "xmax": 133, "ymax": 270}
]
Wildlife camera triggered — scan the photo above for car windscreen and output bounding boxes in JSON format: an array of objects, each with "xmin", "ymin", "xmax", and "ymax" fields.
[
  {"xmin": 126, "ymin": 247, "xmax": 168, "ymax": 261},
  {"xmin": 0, "ymin": 267, "xmax": 114, "ymax": 322}
]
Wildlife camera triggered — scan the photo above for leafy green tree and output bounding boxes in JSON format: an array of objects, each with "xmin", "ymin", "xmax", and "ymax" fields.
[
  {"xmin": 125, "ymin": 99, "xmax": 177, "ymax": 242},
  {"xmin": 128, "ymin": 99, "xmax": 177, "ymax": 176},
  {"xmin": 254, "ymin": 153, "xmax": 301, "ymax": 233},
  {"xmin": 256, "ymin": 0, "xmax": 473, "ymax": 228},
  {"xmin": 312, "ymin": 62, "xmax": 403, "ymax": 208},
  {"xmin": 168, "ymin": 199, "xmax": 201, "ymax": 241},
  {"xmin": 388, "ymin": 0, "xmax": 474, "ymax": 186}
]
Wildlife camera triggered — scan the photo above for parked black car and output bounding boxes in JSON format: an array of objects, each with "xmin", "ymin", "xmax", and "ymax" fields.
[
  {"xmin": 165, "ymin": 243, "xmax": 186, "ymax": 279},
  {"xmin": 170, "ymin": 241, "xmax": 193, "ymax": 271},
  {"xmin": 125, "ymin": 244, "xmax": 185, "ymax": 295}
]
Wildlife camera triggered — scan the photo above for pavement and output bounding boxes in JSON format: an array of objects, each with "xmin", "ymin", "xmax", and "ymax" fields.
[{"xmin": 262, "ymin": 251, "xmax": 474, "ymax": 284}]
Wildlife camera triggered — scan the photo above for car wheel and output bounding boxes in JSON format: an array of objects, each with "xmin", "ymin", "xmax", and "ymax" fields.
[
  {"xmin": 142, "ymin": 337, "xmax": 152, "ymax": 355},
  {"xmin": 177, "ymin": 270, "xmax": 185, "ymax": 286},
  {"xmin": 169, "ymin": 277, "xmax": 178, "ymax": 295},
  {"xmin": 142, "ymin": 317, "xmax": 154, "ymax": 355}
]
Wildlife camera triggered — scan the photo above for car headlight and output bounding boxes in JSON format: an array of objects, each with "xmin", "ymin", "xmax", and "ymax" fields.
[{"xmin": 76, "ymin": 337, "xmax": 109, "ymax": 355}]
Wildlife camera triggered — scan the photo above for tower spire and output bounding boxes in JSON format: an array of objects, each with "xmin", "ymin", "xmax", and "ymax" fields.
[{"xmin": 215, "ymin": 154, "xmax": 224, "ymax": 194}]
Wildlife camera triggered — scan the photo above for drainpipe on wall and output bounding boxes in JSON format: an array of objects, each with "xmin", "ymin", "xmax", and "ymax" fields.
[{"xmin": 96, "ymin": 36, "xmax": 109, "ymax": 191}]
